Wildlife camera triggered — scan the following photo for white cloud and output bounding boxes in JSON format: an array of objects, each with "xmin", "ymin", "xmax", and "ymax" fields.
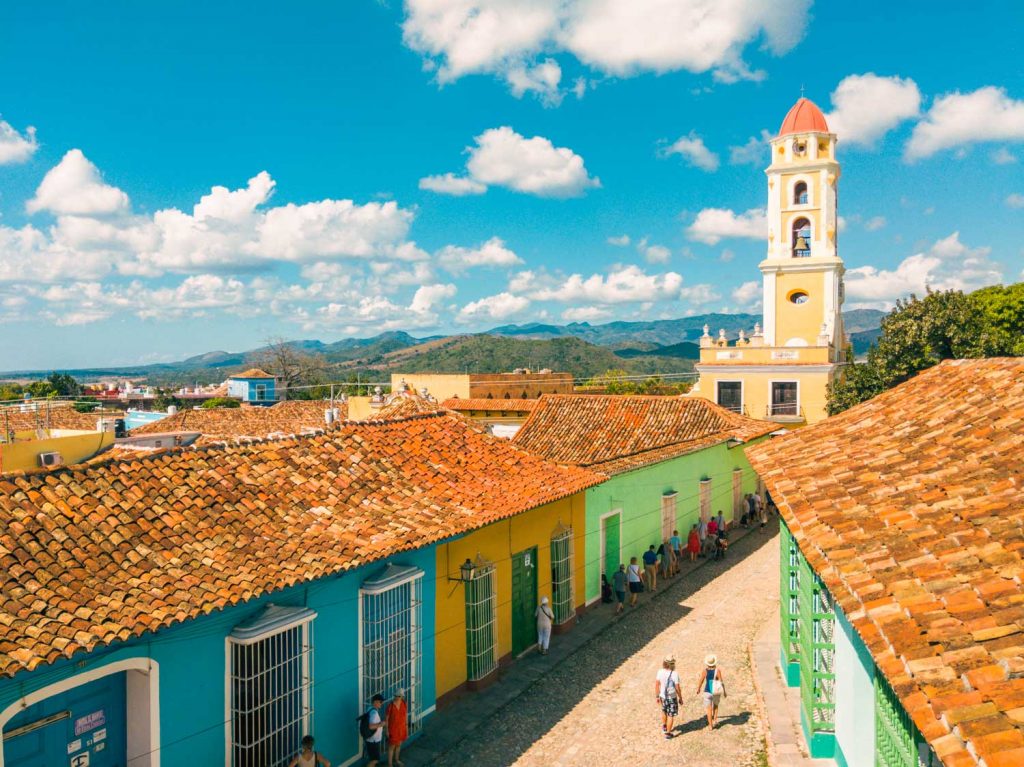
[
  {"xmin": 437, "ymin": 236, "xmax": 523, "ymax": 272},
  {"xmin": 410, "ymin": 283, "xmax": 457, "ymax": 313},
  {"xmin": 419, "ymin": 173, "xmax": 487, "ymax": 196},
  {"xmin": 458, "ymin": 292, "xmax": 531, "ymax": 321},
  {"xmin": 572, "ymin": 77, "xmax": 588, "ymax": 99},
  {"xmin": 906, "ymin": 86, "xmax": 1024, "ymax": 160},
  {"xmin": 531, "ymin": 265, "xmax": 683, "ymax": 304},
  {"xmin": 719, "ymin": 249, "xmax": 735, "ymax": 263},
  {"xmin": 864, "ymin": 216, "xmax": 886, "ymax": 232},
  {"xmin": 679, "ymin": 283, "xmax": 721, "ymax": 306},
  {"xmin": 1006, "ymin": 193, "xmax": 1024, "ymax": 209},
  {"xmin": 465, "ymin": 126, "xmax": 599, "ymax": 197},
  {"xmin": 401, "ymin": 0, "xmax": 812, "ymax": 99},
  {"xmin": 662, "ymin": 132, "xmax": 720, "ymax": 172},
  {"xmin": 607, "ymin": 234, "xmax": 631, "ymax": 246},
  {"xmin": 0, "ymin": 118, "xmax": 38, "ymax": 164},
  {"xmin": 825, "ymin": 74, "xmax": 921, "ymax": 147},
  {"xmin": 845, "ymin": 232, "xmax": 1002, "ymax": 308},
  {"xmin": 729, "ymin": 130, "xmax": 772, "ymax": 166},
  {"xmin": 506, "ymin": 58, "xmax": 562, "ymax": 104},
  {"xmin": 992, "ymin": 148, "xmax": 1017, "ymax": 165},
  {"xmin": 562, "ymin": 305, "xmax": 611, "ymax": 322},
  {"xmin": 731, "ymin": 280, "xmax": 761, "ymax": 308},
  {"xmin": 426, "ymin": 127, "xmax": 599, "ymax": 198},
  {"xmin": 686, "ymin": 207, "xmax": 766, "ymax": 245},
  {"xmin": 642, "ymin": 243, "xmax": 672, "ymax": 263},
  {"xmin": 27, "ymin": 149, "xmax": 130, "ymax": 215}
]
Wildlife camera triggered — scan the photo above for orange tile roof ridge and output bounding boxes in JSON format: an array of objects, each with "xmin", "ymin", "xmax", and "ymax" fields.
[
  {"xmin": 513, "ymin": 393, "xmax": 775, "ymax": 474},
  {"xmin": 0, "ymin": 410, "xmax": 603, "ymax": 677},
  {"xmin": 746, "ymin": 358, "xmax": 1024, "ymax": 766}
]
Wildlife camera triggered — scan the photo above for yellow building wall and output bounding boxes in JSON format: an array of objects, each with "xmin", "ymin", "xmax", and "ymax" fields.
[
  {"xmin": 0, "ymin": 429, "xmax": 114, "ymax": 472},
  {"xmin": 774, "ymin": 269, "xmax": 828, "ymax": 346},
  {"xmin": 695, "ymin": 368, "xmax": 834, "ymax": 425},
  {"xmin": 391, "ymin": 374, "xmax": 471, "ymax": 401},
  {"xmin": 434, "ymin": 492, "xmax": 587, "ymax": 697}
]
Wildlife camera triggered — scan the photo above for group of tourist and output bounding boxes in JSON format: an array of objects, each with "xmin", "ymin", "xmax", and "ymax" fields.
[
  {"xmin": 655, "ymin": 653, "xmax": 727, "ymax": 739},
  {"xmin": 294, "ymin": 688, "xmax": 410, "ymax": 767}
]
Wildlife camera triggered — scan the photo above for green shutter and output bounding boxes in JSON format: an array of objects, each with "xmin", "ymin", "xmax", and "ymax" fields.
[
  {"xmin": 780, "ymin": 522, "xmax": 802, "ymax": 686},
  {"xmin": 798, "ymin": 554, "xmax": 835, "ymax": 736},
  {"xmin": 875, "ymin": 673, "xmax": 935, "ymax": 767}
]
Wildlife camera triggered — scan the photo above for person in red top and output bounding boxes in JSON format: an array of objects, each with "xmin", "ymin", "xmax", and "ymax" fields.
[
  {"xmin": 687, "ymin": 524, "xmax": 701, "ymax": 562},
  {"xmin": 386, "ymin": 689, "xmax": 409, "ymax": 767}
]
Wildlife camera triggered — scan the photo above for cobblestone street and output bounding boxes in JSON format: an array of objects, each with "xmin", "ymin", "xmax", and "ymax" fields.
[{"xmin": 420, "ymin": 527, "xmax": 780, "ymax": 767}]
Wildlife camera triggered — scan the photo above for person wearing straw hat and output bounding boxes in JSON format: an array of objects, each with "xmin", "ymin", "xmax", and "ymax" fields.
[
  {"xmin": 536, "ymin": 596, "xmax": 555, "ymax": 654},
  {"xmin": 386, "ymin": 689, "xmax": 408, "ymax": 767},
  {"xmin": 696, "ymin": 654, "xmax": 726, "ymax": 729},
  {"xmin": 655, "ymin": 654, "xmax": 681, "ymax": 738}
]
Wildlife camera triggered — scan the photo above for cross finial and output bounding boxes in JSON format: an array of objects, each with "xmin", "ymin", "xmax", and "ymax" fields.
[{"xmin": 800, "ymin": 84, "xmax": 806, "ymax": 98}]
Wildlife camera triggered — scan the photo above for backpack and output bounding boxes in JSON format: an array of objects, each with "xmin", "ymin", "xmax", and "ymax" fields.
[{"xmin": 357, "ymin": 711, "xmax": 373, "ymax": 740}]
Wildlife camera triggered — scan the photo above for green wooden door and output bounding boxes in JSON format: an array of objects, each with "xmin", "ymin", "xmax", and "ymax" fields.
[
  {"xmin": 603, "ymin": 513, "xmax": 621, "ymax": 581},
  {"xmin": 511, "ymin": 547, "xmax": 538, "ymax": 655}
]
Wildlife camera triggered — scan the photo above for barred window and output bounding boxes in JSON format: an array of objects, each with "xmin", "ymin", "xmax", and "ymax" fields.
[
  {"xmin": 229, "ymin": 604, "xmax": 316, "ymax": 767},
  {"xmin": 361, "ymin": 565, "xmax": 424, "ymax": 736},
  {"xmin": 550, "ymin": 524, "xmax": 575, "ymax": 625},
  {"xmin": 465, "ymin": 560, "xmax": 497, "ymax": 681}
]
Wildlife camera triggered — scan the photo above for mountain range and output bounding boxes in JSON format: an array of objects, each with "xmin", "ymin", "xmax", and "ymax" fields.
[{"xmin": 0, "ymin": 309, "xmax": 886, "ymax": 385}]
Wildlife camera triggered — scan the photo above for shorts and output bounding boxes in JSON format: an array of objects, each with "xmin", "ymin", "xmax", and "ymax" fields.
[
  {"xmin": 615, "ymin": 589, "xmax": 626, "ymax": 603},
  {"xmin": 661, "ymin": 696, "xmax": 679, "ymax": 716},
  {"xmin": 366, "ymin": 741, "xmax": 383, "ymax": 761},
  {"xmin": 702, "ymin": 691, "xmax": 722, "ymax": 707},
  {"xmin": 629, "ymin": 581, "xmax": 642, "ymax": 593}
]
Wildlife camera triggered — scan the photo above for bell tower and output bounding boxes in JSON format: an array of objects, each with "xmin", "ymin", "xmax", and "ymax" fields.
[
  {"xmin": 762, "ymin": 97, "xmax": 845, "ymax": 353},
  {"xmin": 691, "ymin": 97, "xmax": 847, "ymax": 426}
]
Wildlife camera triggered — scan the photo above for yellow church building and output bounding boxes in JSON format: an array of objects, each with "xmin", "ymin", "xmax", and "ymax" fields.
[{"xmin": 691, "ymin": 97, "xmax": 847, "ymax": 426}]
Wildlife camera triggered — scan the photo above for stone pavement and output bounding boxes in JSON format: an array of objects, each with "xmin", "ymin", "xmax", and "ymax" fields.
[
  {"xmin": 750, "ymin": 611, "xmax": 834, "ymax": 767},
  {"xmin": 401, "ymin": 522, "xmax": 781, "ymax": 767}
]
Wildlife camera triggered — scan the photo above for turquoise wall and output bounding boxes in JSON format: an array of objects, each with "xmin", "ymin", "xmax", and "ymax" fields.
[
  {"xmin": 0, "ymin": 547, "xmax": 437, "ymax": 767},
  {"xmin": 834, "ymin": 606, "xmax": 875, "ymax": 767},
  {"xmin": 582, "ymin": 439, "xmax": 765, "ymax": 603}
]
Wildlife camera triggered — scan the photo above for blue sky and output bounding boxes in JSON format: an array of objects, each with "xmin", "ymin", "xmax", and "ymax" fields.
[{"xmin": 0, "ymin": 0, "xmax": 1022, "ymax": 370}]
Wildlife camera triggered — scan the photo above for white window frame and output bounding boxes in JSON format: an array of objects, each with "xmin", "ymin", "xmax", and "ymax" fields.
[
  {"xmin": 768, "ymin": 379, "xmax": 801, "ymax": 418},
  {"xmin": 549, "ymin": 525, "xmax": 575, "ymax": 626},
  {"xmin": 225, "ymin": 605, "xmax": 316, "ymax": 767},
  {"xmin": 714, "ymin": 380, "xmax": 744, "ymax": 414},
  {"xmin": 254, "ymin": 384, "xmax": 267, "ymax": 401},
  {"xmin": 464, "ymin": 562, "xmax": 498, "ymax": 681},
  {"xmin": 358, "ymin": 565, "xmax": 424, "ymax": 744}
]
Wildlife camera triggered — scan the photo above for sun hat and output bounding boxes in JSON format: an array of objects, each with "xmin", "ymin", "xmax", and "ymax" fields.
[
  {"xmin": 394, "ymin": 688, "xmax": 405, "ymax": 697},
  {"xmin": 541, "ymin": 596, "xmax": 549, "ymax": 605},
  {"xmin": 705, "ymin": 654, "xmax": 718, "ymax": 668},
  {"xmin": 664, "ymin": 654, "xmax": 676, "ymax": 665}
]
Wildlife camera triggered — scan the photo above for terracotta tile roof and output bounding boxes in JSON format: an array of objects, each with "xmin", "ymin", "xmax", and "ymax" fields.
[
  {"xmin": 231, "ymin": 368, "xmax": 275, "ymax": 379},
  {"xmin": 442, "ymin": 398, "xmax": 538, "ymax": 413},
  {"xmin": 130, "ymin": 400, "xmax": 344, "ymax": 443},
  {"xmin": 513, "ymin": 394, "xmax": 776, "ymax": 475},
  {"xmin": 0, "ymin": 403, "xmax": 124, "ymax": 432},
  {"xmin": 0, "ymin": 411, "xmax": 602, "ymax": 677},
  {"xmin": 746, "ymin": 358, "xmax": 1024, "ymax": 766},
  {"xmin": 372, "ymin": 393, "xmax": 444, "ymax": 420}
]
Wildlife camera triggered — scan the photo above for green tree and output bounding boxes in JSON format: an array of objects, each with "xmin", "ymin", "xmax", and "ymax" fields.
[
  {"xmin": 153, "ymin": 392, "xmax": 184, "ymax": 411},
  {"xmin": 46, "ymin": 372, "xmax": 81, "ymax": 396},
  {"xmin": 200, "ymin": 396, "xmax": 241, "ymax": 409},
  {"xmin": 828, "ymin": 286, "xmax": 1022, "ymax": 414}
]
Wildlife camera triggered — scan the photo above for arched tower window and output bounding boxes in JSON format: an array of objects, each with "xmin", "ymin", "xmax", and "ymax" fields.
[
  {"xmin": 792, "ymin": 218, "xmax": 811, "ymax": 258},
  {"xmin": 793, "ymin": 181, "xmax": 808, "ymax": 205}
]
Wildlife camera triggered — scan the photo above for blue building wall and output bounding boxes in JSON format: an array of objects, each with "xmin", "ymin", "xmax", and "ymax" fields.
[
  {"xmin": 0, "ymin": 546, "xmax": 437, "ymax": 767},
  {"xmin": 227, "ymin": 377, "xmax": 276, "ymax": 403}
]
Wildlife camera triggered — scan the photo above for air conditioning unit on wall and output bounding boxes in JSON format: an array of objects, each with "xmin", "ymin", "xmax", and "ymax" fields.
[{"xmin": 38, "ymin": 451, "xmax": 63, "ymax": 468}]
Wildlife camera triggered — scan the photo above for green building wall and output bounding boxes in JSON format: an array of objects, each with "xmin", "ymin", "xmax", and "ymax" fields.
[{"xmin": 582, "ymin": 439, "xmax": 764, "ymax": 604}]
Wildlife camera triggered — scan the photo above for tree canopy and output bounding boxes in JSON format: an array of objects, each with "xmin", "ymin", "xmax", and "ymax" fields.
[{"xmin": 827, "ymin": 284, "xmax": 1024, "ymax": 414}]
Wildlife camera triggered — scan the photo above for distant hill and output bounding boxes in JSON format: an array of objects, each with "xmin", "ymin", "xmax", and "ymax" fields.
[{"xmin": 0, "ymin": 309, "xmax": 885, "ymax": 385}]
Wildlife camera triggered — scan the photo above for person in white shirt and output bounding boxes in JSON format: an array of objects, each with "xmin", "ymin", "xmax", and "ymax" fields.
[
  {"xmin": 536, "ymin": 596, "xmax": 554, "ymax": 654},
  {"xmin": 655, "ymin": 654, "xmax": 680, "ymax": 739},
  {"xmin": 366, "ymin": 694, "xmax": 385, "ymax": 766}
]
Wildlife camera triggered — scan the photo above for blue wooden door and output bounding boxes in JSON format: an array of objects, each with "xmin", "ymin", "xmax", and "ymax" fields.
[{"xmin": 4, "ymin": 672, "xmax": 127, "ymax": 767}]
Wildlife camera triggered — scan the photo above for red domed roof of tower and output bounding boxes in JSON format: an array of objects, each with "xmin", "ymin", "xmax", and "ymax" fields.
[{"xmin": 778, "ymin": 97, "xmax": 829, "ymax": 136}]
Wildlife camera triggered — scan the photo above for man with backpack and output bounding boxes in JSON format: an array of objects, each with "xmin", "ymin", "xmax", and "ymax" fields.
[{"xmin": 359, "ymin": 694, "xmax": 385, "ymax": 766}]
